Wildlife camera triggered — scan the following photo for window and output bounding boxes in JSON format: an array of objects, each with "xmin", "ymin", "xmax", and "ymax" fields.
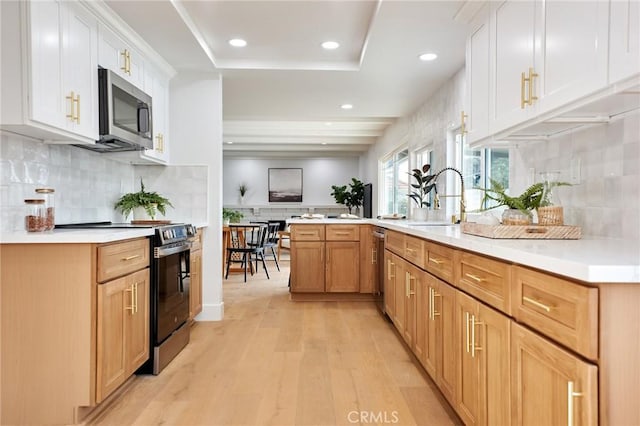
[
  {"xmin": 380, "ymin": 149, "xmax": 409, "ymax": 216},
  {"xmin": 455, "ymin": 133, "xmax": 509, "ymax": 212}
]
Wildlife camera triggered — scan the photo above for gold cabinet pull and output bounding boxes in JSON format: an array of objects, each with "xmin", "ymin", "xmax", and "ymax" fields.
[
  {"xmin": 521, "ymin": 71, "xmax": 527, "ymax": 109},
  {"xmin": 465, "ymin": 273, "xmax": 484, "ymax": 283},
  {"xmin": 405, "ymin": 272, "xmax": 410, "ymax": 298},
  {"xmin": 429, "ymin": 257, "xmax": 443, "ymax": 265},
  {"xmin": 334, "ymin": 232, "xmax": 351, "ymax": 236},
  {"xmin": 122, "ymin": 254, "xmax": 141, "ymax": 261},
  {"xmin": 523, "ymin": 295, "xmax": 552, "ymax": 312},
  {"xmin": 567, "ymin": 381, "xmax": 583, "ymax": 426},
  {"xmin": 528, "ymin": 67, "xmax": 538, "ymax": 105},
  {"xmin": 298, "ymin": 232, "xmax": 317, "ymax": 236},
  {"xmin": 460, "ymin": 110, "xmax": 468, "ymax": 135},
  {"xmin": 127, "ymin": 50, "xmax": 132, "ymax": 75},
  {"xmin": 371, "ymin": 247, "xmax": 377, "ymax": 264},
  {"xmin": 429, "ymin": 287, "xmax": 433, "ymax": 320},
  {"xmin": 66, "ymin": 91, "xmax": 76, "ymax": 121},
  {"xmin": 471, "ymin": 315, "xmax": 483, "ymax": 358},
  {"xmin": 432, "ymin": 289, "xmax": 441, "ymax": 318},
  {"xmin": 74, "ymin": 94, "xmax": 80, "ymax": 124},
  {"xmin": 120, "ymin": 50, "xmax": 128, "ymax": 73},
  {"xmin": 465, "ymin": 312, "xmax": 470, "ymax": 353},
  {"xmin": 133, "ymin": 282, "xmax": 139, "ymax": 313},
  {"xmin": 125, "ymin": 285, "xmax": 134, "ymax": 313}
]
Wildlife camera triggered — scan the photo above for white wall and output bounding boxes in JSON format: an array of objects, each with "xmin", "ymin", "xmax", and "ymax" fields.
[
  {"xmin": 170, "ymin": 71, "xmax": 224, "ymax": 321},
  {"xmin": 223, "ymin": 157, "xmax": 361, "ymax": 206}
]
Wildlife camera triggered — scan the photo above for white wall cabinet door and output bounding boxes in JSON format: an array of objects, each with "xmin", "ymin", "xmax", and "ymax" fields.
[
  {"xmin": 98, "ymin": 24, "xmax": 144, "ymax": 89},
  {"xmin": 465, "ymin": 12, "xmax": 490, "ymax": 144},
  {"xmin": 28, "ymin": 0, "xmax": 64, "ymax": 130},
  {"xmin": 61, "ymin": 2, "xmax": 98, "ymax": 140},
  {"xmin": 28, "ymin": 0, "xmax": 97, "ymax": 141},
  {"xmin": 609, "ymin": 0, "xmax": 640, "ymax": 84},
  {"xmin": 534, "ymin": 0, "xmax": 609, "ymax": 113},
  {"xmin": 138, "ymin": 67, "xmax": 170, "ymax": 164},
  {"xmin": 489, "ymin": 0, "xmax": 538, "ymax": 134}
]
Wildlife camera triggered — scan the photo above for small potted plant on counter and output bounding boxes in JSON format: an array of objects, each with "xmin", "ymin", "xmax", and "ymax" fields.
[
  {"xmin": 223, "ymin": 208, "xmax": 243, "ymax": 226},
  {"xmin": 114, "ymin": 179, "xmax": 173, "ymax": 221},
  {"xmin": 408, "ymin": 164, "xmax": 437, "ymax": 221}
]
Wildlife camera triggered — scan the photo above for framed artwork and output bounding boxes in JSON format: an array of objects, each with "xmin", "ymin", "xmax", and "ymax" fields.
[{"xmin": 268, "ymin": 168, "xmax": 303, "ymax": 202}]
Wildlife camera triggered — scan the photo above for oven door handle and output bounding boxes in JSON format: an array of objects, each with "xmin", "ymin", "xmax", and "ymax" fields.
[
  {"xmin": 372, "ymin": 231, "xmax": 385, "ymax": 239},
  {"xmin": 154, "ymin": 242, "xmax": 192, "ymax": 258}
]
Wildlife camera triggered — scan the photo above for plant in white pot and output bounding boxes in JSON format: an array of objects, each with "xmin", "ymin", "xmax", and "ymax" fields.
[
  {"xmin": 114, "ymin": 179, "xmax": 173, "ymax": 221},
  {"xmin": 408, "ymin": 164, "xmax": 437, "ymax": 221}
]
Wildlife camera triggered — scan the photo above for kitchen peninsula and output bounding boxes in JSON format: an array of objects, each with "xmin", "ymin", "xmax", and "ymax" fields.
[{"xmin": 289, "ymin": 218, "xmax": 640, "ymax": 425}]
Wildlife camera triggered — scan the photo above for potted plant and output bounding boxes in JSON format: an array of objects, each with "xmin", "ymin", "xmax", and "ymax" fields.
[
  {"xmin": 238, "ymin": 183, "xmax": 248, "ymax": 204},
  {"xmin": 408, "ymin": 164, "xmax": 437, "ymax": 221},
  {"xmin": 330, "ymin": 178, "xmax": 365, "ymax": 215},
  {"xmin": 222, "ymin": 208, "xmax": 243, "ymax": 226},
  {"xmin": 114, "ymin": 179, "xmax": 173, "ymax": 221},
  {"xmin": 477, "ymin": 177, "xmax": 571, "ymax": 225}
]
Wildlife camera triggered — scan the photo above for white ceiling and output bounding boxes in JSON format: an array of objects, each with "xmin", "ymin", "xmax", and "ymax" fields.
[{"xmin": 104, "ymin": 0, "xmax": 475, "ymax": 157}]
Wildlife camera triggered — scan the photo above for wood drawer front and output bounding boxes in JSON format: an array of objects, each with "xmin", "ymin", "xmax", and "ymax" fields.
[
  {"xmin": 513, "ymin": 266, "xmax": 598, "ymax": 361},
  {"xmin": 404, "ymin": 234, "xmax": 425, "ymax": 268},
  {"xmin": 425, "ymin": 242, "xmax": 455, "ymax": 282},
  {"xmin": 326, "ymin": 224, "xmax": 360, "ymax": 241},
  {"xmin": 458, "ymin": 251, "xmax": 511, "ymax": 315},
  {"xmin": 190, "ymin": 228, "xmax": 203, "ymax": 251},
  {"xmin": 385, "ymin": 230, "xmax": 405, "ymax": 256},
  {"xmin": 97, "ymin": 238, "xmax": 150, "ymax": 283},
  {"xmin": 291, "ymin": 224, "xmax": 325, "ymax": 241}
]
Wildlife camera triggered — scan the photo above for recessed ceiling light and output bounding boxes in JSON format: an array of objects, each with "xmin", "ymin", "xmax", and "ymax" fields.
[
  {"xmin": 325, "ymin": 122, "xmax": 332, "ymax": 126},
  {"xmin": 321, "ymin": 41, "xmax": 340, "ymax": 50},
  {"xmin": 321, "ymin": 142, "xmax": 328, "ymax": 145},
  {"xmin": 341, "ymin": 104, "xmax": 353, "ymax": 110},
  {"xmin": 229, "ymin": 38, "xmax": 247, "ymax": 47},
  {"xmin": 419, "ymin": 53, "xmax": 438, "ymax": 61},
  {"xmin": 226, "ymin": 141, "xmax": 234, "ymax": 144}
]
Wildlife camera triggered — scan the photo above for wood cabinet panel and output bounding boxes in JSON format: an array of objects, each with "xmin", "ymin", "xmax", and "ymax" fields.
[
  {"xmin": 404, "ymin": 234, "xmax": 425, "ymax": 269},
  {"xmin": 326, "ymin": 242, "xmax": 360, "ymax": 292},
  {"xmin": 511, "ymin": 323, "xmax": 598, "ymax": 426},
  {"xmin": 326, "ymin": 224, "xmax": 360, "ymax": 241},
  {"xmin": 458, "ymin": 251, "xmax": 511, "ymax": 315},
  {"xmin": 290, "ymin": 224, "xmax": 325, "ymax": 241},
  {"xmin": 384, "ymin": 230, "xmax": 404, "ymax": 257},
  {"xmin": 290, "ymin": 241, "xmax": 325, "ymax": 292},
  {"xmin": 359, "ymin": 225, "xmax": 377, "ymax": 294},
  {"xmin": 513, "ymin": 266, "xmax": 598, "ymax": 361},
  {"xmin": 124, "ymin": 269, "xmax": 149, "ymax": 375},
  {"xmin": 189, "ymin": 248, "xmax": 202, "ymax": 320},
  {"xmin": 425, "ymin": 241, "xmax": 456, "ymax": 283},
  {"xmin": 384, "ymin": 251, "xmax": 397, "ymax": 319},
  {"xmin": 97, "ymin": 238, "xmax": 150, "ymax": 282}
]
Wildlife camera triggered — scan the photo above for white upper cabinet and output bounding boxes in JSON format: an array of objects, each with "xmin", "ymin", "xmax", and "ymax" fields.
[
  {"xmin": 534, "ymin": 0, "xmax": 609, "ymax": 113},
  {"xmin": 1, "ymin": 0, "xmax": 98, "ymax": 143},
  {"xmin": 609, "ymin": 0, "xmax": 640, "ymax": 84},
  {"xmin": 98, "ymin": 24, "xmax": 144, "ymax": 89},
  {"xmin": 489, "ymin": 0, "xmax": 538, "ymax": 133},
  {"xmin": 139, "ymin": 67, "xmax": 170, "ymax": 164},
  {"xmin": 482, "ymin": 0, "xmax": 610, "ymax": 140},
  {"xmin": 465, "ymin": 6, "xmax": 491, "ymax": 144}
]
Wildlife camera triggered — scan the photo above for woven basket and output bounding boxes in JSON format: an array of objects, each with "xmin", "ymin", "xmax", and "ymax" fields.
[{"xmin": 537, "ymin": 206, "xmax": 564, "ymax": 225}]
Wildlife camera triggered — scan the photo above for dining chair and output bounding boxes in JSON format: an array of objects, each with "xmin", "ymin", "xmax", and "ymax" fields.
[{"xmin": 225, "ymin": 223, "xmax": 270, "ymax": 282}]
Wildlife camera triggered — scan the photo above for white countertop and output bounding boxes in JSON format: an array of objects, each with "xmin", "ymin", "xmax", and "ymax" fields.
[
  {"xmin": 289, "ymin": 218, "xmax": 640, "ymax": 283},
  {"xmin": 0, "ymin": 228, "xmax": 155, "ymax": 244}
]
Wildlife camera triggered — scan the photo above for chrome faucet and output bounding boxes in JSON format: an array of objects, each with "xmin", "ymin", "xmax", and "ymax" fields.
[{"xmin": 432, "ymin": 167, "xmax": 466, "ymax": 223}]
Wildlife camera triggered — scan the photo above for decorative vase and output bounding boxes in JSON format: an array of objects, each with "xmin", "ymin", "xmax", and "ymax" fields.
[
  {"xmin": 501, "ymin": 209, "xmax": 531, "ymax": 225},
  {"xmin": 413, "ymin": 207, "xmax": 429, "ymax": 221},
  {"xmin": 133, "ymin": 204, "xmax": 156, "ymax": 221},
  {"xmin": 223, "ymin": 218, "xmax": 230, "ymax": 226}
]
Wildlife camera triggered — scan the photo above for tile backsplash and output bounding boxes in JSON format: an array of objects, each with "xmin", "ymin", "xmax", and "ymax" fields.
[
  {"xmin": 1, "ymin": 132, "xmax": 208, "ymax": 231},
  {"xmin": 512, "ymin": 111, "xmax": 640, "ymax": 240}
]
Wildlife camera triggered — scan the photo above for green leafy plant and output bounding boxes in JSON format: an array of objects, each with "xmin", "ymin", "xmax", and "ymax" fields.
[
  {"xmin": 114, "ymin": 179, "xmax": 173, "ymax": 219},
  {"xmin": 408, "ymin": 164, "xmax": 437, "ymax": 208},
  {"xmin": 477, "ymin": 178, "xmax": 545, "ymax": 217},
  {"xmin": 222, "ymin": 208, "xmax": 243, "ymax": 223},
  {"xmin": 330, "ymin": 178, "xmax": 365, "ymax": 214}
]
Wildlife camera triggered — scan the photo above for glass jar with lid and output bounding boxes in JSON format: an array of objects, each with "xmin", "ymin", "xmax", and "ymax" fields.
[
  {"xmin": 35, "ymin": 188, "xmax": 55, "ymax": 230},
  {"xmin": 24, "ymin": 199, "xmax": 46, "ymax": 232}
]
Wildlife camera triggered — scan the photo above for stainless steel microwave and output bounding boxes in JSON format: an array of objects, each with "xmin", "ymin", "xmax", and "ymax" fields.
[{"xmin": 84, "ymin": 68, "xmax": 153, "ymax": 152}]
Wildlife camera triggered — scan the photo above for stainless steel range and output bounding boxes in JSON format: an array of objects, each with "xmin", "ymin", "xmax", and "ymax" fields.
[{"xmin": 56, "ymin": 221, "xmax": 195, "ymax": 374}]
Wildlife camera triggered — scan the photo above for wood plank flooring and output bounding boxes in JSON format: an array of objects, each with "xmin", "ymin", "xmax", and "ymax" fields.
[{"xmin": 89, "ymin": 259, "xmax": 460, "ymax": 426}]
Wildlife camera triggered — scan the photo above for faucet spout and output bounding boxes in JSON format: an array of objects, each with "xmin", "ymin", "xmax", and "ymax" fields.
[{"xmin": 433, "ymin": 167, "xmax": 466, "ymax": 222}]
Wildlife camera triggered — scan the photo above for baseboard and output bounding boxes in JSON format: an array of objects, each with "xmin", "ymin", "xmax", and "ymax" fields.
[{"xmin": 194, "ymin": 301, "xmax": 224, "ymax": 321}]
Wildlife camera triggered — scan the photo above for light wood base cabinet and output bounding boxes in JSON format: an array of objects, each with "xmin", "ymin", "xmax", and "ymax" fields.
[
  {"xmin": 512, "ymin": 323, "xmax": 598, "ymax": 426},
  {"xmin": 456, "ymin": 291, "xmax": 511, "ymax": 426},
  {"xmin": 384, "ymin": 250, "xmax": 397, "ymax": 319},
  {"xmin": 290, "ymin": 241, "xmax": 325, "ymax": 292},
  {"xmin": 96, "ymin": 268, "xmax": 149, "ymax": 402},
  {"xmin": 189, "ymin": 247, "xmax": 203, "ymax": 320}
]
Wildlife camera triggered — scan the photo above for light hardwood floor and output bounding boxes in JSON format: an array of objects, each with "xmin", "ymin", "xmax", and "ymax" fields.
[{"xmin": 90, "ymin": 259, "xmax": 460, "ymax": 426}]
